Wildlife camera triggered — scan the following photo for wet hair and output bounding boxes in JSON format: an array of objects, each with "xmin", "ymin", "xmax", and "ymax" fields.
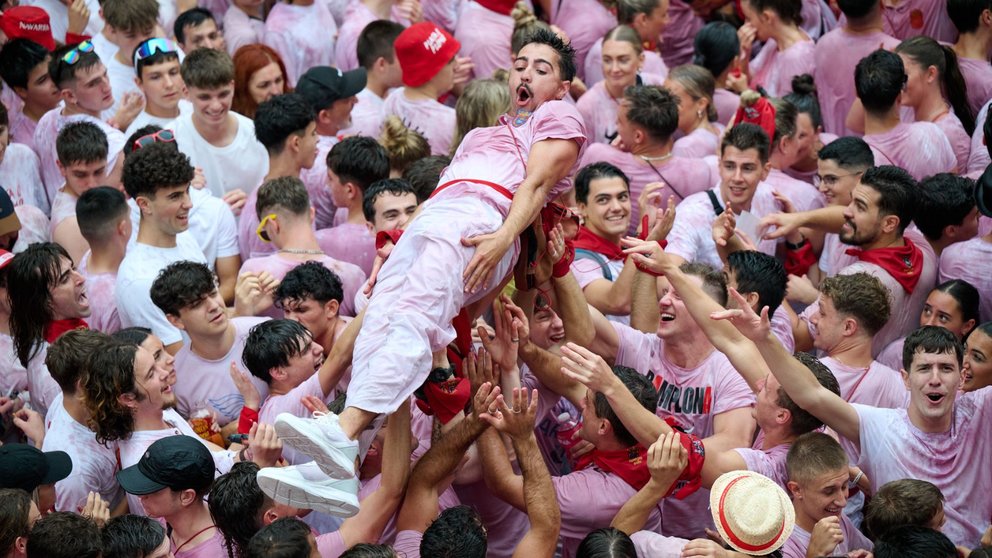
[
  {"xmin": 819, "ymin": 272, "xmax": 891, "ymax": 336},
  {"xmin": 49, "ymin": 43, "xmax": 102, "ymax": 89},
  {"xmin": 915, "ymin": 174, "xmax": 976, "ymax": 241},
  {"xmin": 681, "ymin": 262, "xmax": 729, "ymax": 306},
  {"xmin": 82, "ymin": 340, "xmax": 142, "ymax": 444},
  {"xmin": 121, "ymin": 141, "xmax": 195, "ymax": 199},
  {"xmin": 362, "ymin": 178, "xmax": 418, "ymax": 222},
  {"xmin": 947, "ymin": 0, "xmax": 992, "ymax": 33},
  {"xmin": 181, "ymin": 47, "xmax": 235, "ymax": 90},
  {"xmin": 785, "ymin": 432, "xmax": 848, "ymax": 485},
  {"xmin": 357, "ymin": 20, "xmax": 404, "ymax": 68},
  {"xmin": 902, "ymin": 325, "xmax": 963, "ymax": 372},
  {"xmin": 783, "ymin": 74, "xmax": 822, "ymax": 129},
  {"xmin": 256, "ymin": 176, "xmax": 311, "ymax": 220},
  {"xmin": 895, "ymin": 36, "xmax": 975, "ymax": 135},
  {"xmin": 0, "ymin": 38, "xmax": 50, "ymax": 90},
  {"xmin": 518, "ymin": 27, "xmax": 576, "ymax": 82},
  {"xmin": 616, "ymin": 0, "xmax": 662, "ymax": 24},
  {"xmin": 77, "ymin": 186, "xmax": 129, "ymax": 243},
  {"xmin": 452, "ymin": 79, "xmax": 510, "ymax": 155},
  {"xmin": 56, "ymin": 121, "xmax": 108, "ymax": 166},
  {"xmin": 101, "ymin": 514, "xmax": 168, "ymax": 558},
  {"xmin": 693, "ymin": 22, "xmax": 739, "ymax": 78},
  {"xmin": 242, "ymin": 320, "xmax": 314, "ymax": 384},
  {"xmin": 745, "ymin": 0, "xmax": 803, "ymax": 24},
  {"xmin": 860, "ymin": 165, "xmax": 917, "ymax": 234},
  {"xmin": 46, "ymin": 329, "xmax": 112, "ymax": 394},
  {"xmin": 576, "ymin": 527, "xmax": 636, "ymax": 557},
  {"xmin": 594, "ymin": 365, "xmax": 657, "ymax": 447},
  {"xmin": 209, "ymin": 462, "xmax": 268, "ymax": 558},
  {"xmin": 102, "ymin": 0, "xmax": 158, "ymax": 34},
  {"xmin": 864, "ymin": 479, "xmax": 945, "ymax": 540},
  {"xmin": 837, "ymin": 0, "xmax": 880, "ymax": 19},
  {"xmin": 379, "ymin": 116, "xmax": 431, "ymax": 172},
  {"xmin": 767, "ymin": 96, "xmax": 799, "ymax": 146},
  {"xmin": 574, "ymin": 162, "xmax": 630, "ymax": 205},
  {"xmin": 7, "ymin": 243, "xmax": 72, "ymax": 366},
  {"xmin": 777, "ymin": 353, "xmax": 841, "ymax": 436},
  {"xmin": 602, "ymin": 25, "xmax": 644, "ymax": 56},
  {"xmin": 174, "ymin": 7, "xmax": 216, "ymax": 45},
  {"xmin": 727, "ymin": 250, "xmax": 786, "ymax": 315},
  {"xmin": 402, "ymin": 155, "xmax": 450, "ymax": 202},
  {"xmin": 510, "ymin": 2, "xmax": 552, "ymax": 55},
  {"xmin": 134, "ymin": 37, "xmax": 179, "ymax": 78},
  {"xmin": 873, "ymin": 526, "xmax": 957, "ymax": 558},
  {"xmin": 254, "ymin": 93, "xmax": 315, "ymax": 154},
  {"xmin": 246, "ymin": 517, "xmax": 312, "ymax": 558},
  {"xmin": 150, "ymin": 260, "xmax": 218, "ymax": 317},
  {"xmin": 622, "ymin": 85, "xmax": 680, "ymax": 143},
  {"xmin": 327, "ymin": 136, "xmax": 391, "ymax": 193},
  {"xmin": 0, "ymin": 488, "xmax": 32, "ymax": 556},
  {"xmin": 232, "ymin": 44, "xmax": 287, "ymax": 119},
  {"xmin": 930, "ymin": 279, "xmax": 981, "ymax": 332},
  {"xmin": 340, "ymin": 544, "xmax": 399, "ymax": 558},
  {"xmin": 818, "ymin": 136, "xmax": 874, "ymax": 169},
  {"xmin": 275, "ymin": 261, "xmax": 344, "ymax": 308},
  {"xmin": 855, "ymin": 49, "xmax": 906, "ymax": 114},
  {"xmin": 26, "ymin": 512, "xmax": 102, "ymax": 558},
  {"xmin": 721, "ymin": 122, "xmax": 770, "ymax": 163},
  {"xmin": 420, "ymin": 505, "xmax": 487, "ymax": 558},
  {"xmin": 669, "ymin": 64, "xmax": 718, "ymax": 122}
]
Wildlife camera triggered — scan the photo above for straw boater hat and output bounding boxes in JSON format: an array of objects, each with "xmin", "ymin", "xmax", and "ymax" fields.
[{"xmin": 709, "ymin": 471, "xmax": 794, "ymax": 555}]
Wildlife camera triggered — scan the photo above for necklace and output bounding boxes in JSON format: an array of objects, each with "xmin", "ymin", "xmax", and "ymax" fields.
[
  {"xmin": 638, "ymin": 153, "xmax": 673, "ymax": 162},
  {"xmin": 278, "ymin": 248, "xmax": 324, "ymax": 255}
]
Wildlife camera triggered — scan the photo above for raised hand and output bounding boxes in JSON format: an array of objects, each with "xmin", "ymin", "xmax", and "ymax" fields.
[
  {"xmin": 230, "ymin": 361, "xmax": 261, "ymax": 411},
  {"xmin": 466, "ymin": 349, "xmax": 501, "ymax": 411},
  {"xmin": 621, "ymin": 236, "xmax": 675, "ymax": 276},
  {"xmin": 80, "ymin": 492, "xmax": 110, "ymax": 528},
  {"xmin": 247, "ymin": 422, "xmax": 283, "ymax": 468},
  {"xmin": 560, "ymin": 342, "xmax": 618, "ymax": 395},
  {"xmin": 478, "ymin": 298, "xmax": 521, "ymax": 373},
  {"xmin": 807, "ymin": 516, "xmax": 844, "ymax": 558},
  {"xmin": 708, "ymin": 287, "xmax": 772, "ymax": 342},
  {"xmin": 222, "ymin": 188, "xmax": 248, "ymax": 216},
  {"xmin": 234, "ymin": 271, "xmax": 279, "ymax": 316},
  {"xmin": 646, "ymin": 195, "xmax": 677, "ymax": 242},
  {"xmin": 479, "ymin": 387, "xmax": 539, "ymax": 441}
]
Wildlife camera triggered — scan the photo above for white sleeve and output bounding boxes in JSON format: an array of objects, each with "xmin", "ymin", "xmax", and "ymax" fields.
[{"xmin": 116, "ymin": 278, "xmax": 183, "ymax": 346}]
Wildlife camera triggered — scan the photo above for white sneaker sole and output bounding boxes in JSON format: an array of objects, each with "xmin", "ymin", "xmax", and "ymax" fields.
[
  {"xmin": 274, "ymin": 413, "xmax": 358, "ymax": 480},
  {"xmin": 256, "ymin": 470, "xmax": 360, "ymax": 518}
]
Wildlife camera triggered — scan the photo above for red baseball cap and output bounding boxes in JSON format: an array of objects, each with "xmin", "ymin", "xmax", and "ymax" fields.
[
  {"xmin": 0, "ymin": 6, "xmax": 56, "ymax": 52},
  {"xmin": 394, "ymin": 22, "xmax": 461, "ymax": 88}
]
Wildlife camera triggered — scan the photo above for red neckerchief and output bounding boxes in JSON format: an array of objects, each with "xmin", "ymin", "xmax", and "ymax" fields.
[
  {"xmin": 44, "ymin": 318, "xmax": 89, "ymax": 343},
  {"xmin": 844, "ymin": 236, "xmax": 923, "ymax": 293},
  {"xmin": 576, "ymin": 445, "xmax": 650, "ymax": 490},
  {"xmin": 573, "ymin": 226, "xmax": 624, "ymax": 261}
]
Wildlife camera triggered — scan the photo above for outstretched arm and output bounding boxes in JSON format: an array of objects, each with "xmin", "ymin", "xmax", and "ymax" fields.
[
  {"xmin": 317, "ymin": 311, "xmax": 364, "ymax": 397},
  {"xmin": 611, "ymin": 432, "xmax": 688, "ymax": 535},
  {"xmin": 760, "ymin": 205, "xmax": 846, "ymax": 240}
]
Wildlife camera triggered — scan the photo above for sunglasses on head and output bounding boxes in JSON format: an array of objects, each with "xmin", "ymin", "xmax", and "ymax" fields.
[
  {"xmin": 132, "ymin": 129, "xmax": 176, "ymax": 152},
  {"xmin": 257, "ymin": 214, "xmax": 277, "ymax": 243},
  {"xmin": 61, "ymin": 40, "xmax": 95, "ymax": 65},
  {"xmin": 133, "ymin": 38, "xmax": 177, "ymax": 66}
]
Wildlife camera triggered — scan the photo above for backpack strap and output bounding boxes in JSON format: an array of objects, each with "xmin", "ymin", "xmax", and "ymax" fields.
[
  {"xmin": 706, "ymin": 190, "xmax": 724, "ymax": 217},
  {"xmin": 574, "ymin": 249, "xmax": 612, "ymax": 280}
]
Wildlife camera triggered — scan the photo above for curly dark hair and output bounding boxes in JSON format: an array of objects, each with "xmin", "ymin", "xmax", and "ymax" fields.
[
  {"xmin": 274, "ymin": 261, "xmax": 344, "ymax": 308},
  {"xmin": 7, "ymin": 243, "xmax": 72, "ymax": 367},
  {"xmin": 150, "ymin": 260, "xmax": 218, "ymax": 317},
  {"xmin": 82, "ymin": 341, "xmax": 141, "ymax": 445},
  {"xmin": 121, "ymin": 141, "xmax": 194, "ymax": 199},
  {"xmin": 209, "ymin": 462, "xmax": 267, "ymax": 558}
]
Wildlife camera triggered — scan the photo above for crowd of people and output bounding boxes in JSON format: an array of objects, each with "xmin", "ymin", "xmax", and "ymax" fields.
[{"xmin": 0, "ymin": 0, "xmax": 991, "ymax": 556}]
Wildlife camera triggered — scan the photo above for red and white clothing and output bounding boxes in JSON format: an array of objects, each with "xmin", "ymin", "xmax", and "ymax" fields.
[
  {"xmin": 264, "ymin": 1, "xmax": 338, "ymax": 86},
  {"xmin": 864, "ymin": 122, "xmax": 956, "ymax": 180},
  {"xmin": 749, "ymin": 38, "xmax": 815, "ymax": 98},
  {"xmin": 881, "ymin": 0, "xmax": 957, "ymax": 43},
  {"xmin": 316, "ymin": 221, "xmax": 377, "ymax": 278},
  {"xmin": 453, "ymin": 1, "xmax": 514, "ymax": 81}
]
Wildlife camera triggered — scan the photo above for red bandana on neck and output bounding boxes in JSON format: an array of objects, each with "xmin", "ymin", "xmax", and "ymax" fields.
[
  {"xmin": 44, "ymin": 318, "xmax": 89, "ymax": 343},
  {"xmin": 573, "ymin": 226, "xmax": 624, "ymax": 261},
  {"xmin": 844, "ymin": 236, "xmax": 924, "ymax": 293},
  {"xmin": 576, "ymin": 445, "xmax": 651, "ymax": 490}
]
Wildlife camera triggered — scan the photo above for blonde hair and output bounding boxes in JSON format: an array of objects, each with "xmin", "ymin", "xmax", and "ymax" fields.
[
  {"xmin": 668, "ymin": 64, "xmax": 718, "ymax": 122},
  {"xmin": 379, "ymin": 116, "xmax": 431, "ymax": 176},
  {"xmin": 451, "ymin": 79, "xmax": 511, "ymax": 156},
  {"xmin": 602, "ymin": 24, "xmax": 644, "ymax": 55},
  {"xmin": 510, "ymin": 2, "xmax": 552, "ymax": 55}
]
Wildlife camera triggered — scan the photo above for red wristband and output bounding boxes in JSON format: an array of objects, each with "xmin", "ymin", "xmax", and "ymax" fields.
[
  {"xmin": 784, "ymin": 241, "xmax": 816, "ymax": 277},
  {"xmin": 552, "ymin": 240, "xmax": 575, "ymax": 278},
  {"xmin": 238, "ymin": 407, "xmax": 259, "ymax": 435}
]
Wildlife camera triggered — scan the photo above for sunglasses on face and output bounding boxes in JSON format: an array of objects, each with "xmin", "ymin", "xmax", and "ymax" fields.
[{"xmin": 61, "ymin": 40, "xmax": 95, "ymax": 65}]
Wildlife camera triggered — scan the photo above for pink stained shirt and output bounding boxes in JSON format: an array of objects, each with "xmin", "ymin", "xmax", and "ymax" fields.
[
  {"xmin": 0, "ymin": 333, "xmax": 28, "ymax": 397},
  {"xmin": 9, "ymin": 109, "xmax": 39, "ymax": 154},
  {"xmin": 814, "ymin": 28, "xmax": 901, "ymax": 135},
  {"xmin": 578, "ymin": 143, "xmax": 713, "ymax": 236},
  {"xmin": 259, "ymin": 372, "xmax": 330, "ymax": 465},
  {"xmin": 381, "ymin": 88, "xmax": 456, "ymax": 156},
  {"xmin": 781, "ymin": 513, "xmax": 873, "ymax": 558},
  {"xmin": 967, "ymin": 100, "xmax": 990, "ymax": 175},
  {"xmin": 659, "ymin": 0, "xmax": 703, "ymax": 67},
  {"xmin": 0, "ymin": 142, "xmax": 48, "ymax": 215},
  {"xmin": 575, "ymin": 74, "xmax": 665, "ymax": 146},
  {"xmin": 713, "ymin": 89, "xmax": 741, "ymax": 126},
  {"xmin": 881, "ymin": 0, "xmax": 957, "ymax": 43},
  {"xmin": 172, "ymin": 529, "xmax": 227, "ymax": 558},
  {"xmin": 240, "ymin": 253, "xmax": 366, "ymax": 318},
  {"xmin": 840, "ymin": 392, "xmax": 992, "ymax": 547},
  {"xmin": 77, "ymin": 252, "xmax": 121, "ymax": 334},
  {"xmin": 12, "ymin": 205, "xmax": 50, "ymax": 252},
  {"xmin": 770, "ymin": 305, "xmax": 796, "ymax": 354},
  {"xmin": 734, "ymin": 438, "xmax": 791, "ymax": 491},
  {"xmin": 223, "ymin": 6, "xmax": 266, "ymax": 55},
  {"xmin": 549, "ymin": 0, "xmax": 617, "ymax": 81},
  {"xmin": 819, "ymin": 356, "xmax": 908, "ymax": 408},
  {"xmin": 300, "ymin": 134, "xmax": 340, "ymax": 231},
  {"xmin": 959, "ymin": 57, "xmax": 992, "ymax": 118},
  {"xmin": 316, "ymin": 222, "xmax": 377, "ymax": 277},
  {"xmin": 611, "ymin": 322, "xmax": 756, "ymax": 538},
  {"xmin": 49, "ymin": 189, "xmax": 76, "ymax": 235},
  {"xmin": 264, "ymin": 1, "xmax": 338, "ymax": 86},
  {"xmin": 817, "ymin": 232, "xmax": 856, "ymax": 278},
  {"xmin": 172, "ymin": 316, "xmax": 271, "ymax": 426},
  {"xmin": 584, "ymin": 41, "xmax": 668, "ymax": 88},
  {"xmin": 764, "ymin": 168, "xmax": 826, "ymax": 213},
  {"xmin": 864, "ymin": 121, "xmax": 956, "ymax": 180},
  {"xmin": 749, "ymin": 37, "xmax": 815, "ymax": 98},
  {"xmin": 335, "ymin": 1, "xmax": 412, "ymax": 72},
  {"xmin": 339, "ymin": 88, "xmax": 387, "ymax": 140},
  {"xmin": 877, "ymin": 336, "xmax": 905, "ymax": 372},
  {"xmin": 672, "ymin": 125, "xmax": 721, "ymax": 160},
  {"xmin": 454, "ymin": 2, "xmax": 514, "ymax": 81},
  {"xmin": 666, "ymin": 184, "xmax": 782, "ymax": 270},
  {"xmin": 933, "ymin": 110, "xmax": 972, "ymax": 173},
  {"xmin": 630, "ymin": 531, "xmax": 689, "ymax": 557},
  {"xmin": 939, "ymin": 236, "xmax": 992, "ymax": 323}
]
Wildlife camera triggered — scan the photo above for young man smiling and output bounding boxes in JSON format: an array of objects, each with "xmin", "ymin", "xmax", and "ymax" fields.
[{"xmin": 126, "ymin": 38, "xmax": 190, "ymax": 138}]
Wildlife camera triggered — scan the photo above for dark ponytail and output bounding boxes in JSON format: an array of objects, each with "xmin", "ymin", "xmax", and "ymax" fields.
[{"xmin": 895, "ymin": 36, "xmax": 976, "ymax": 135}]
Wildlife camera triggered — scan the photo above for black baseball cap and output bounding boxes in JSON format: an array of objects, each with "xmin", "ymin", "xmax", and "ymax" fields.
[
  {"xmin": 116, "ymin": 435, "xmax": 215, "ymax": 495},
  {"xmin": 0, "ymin": 187, "xmax": 21, "ymax": 239},
  {"xmin": 977, "ymin": 164, "xmax": 992, "ymax": 218},
  {"xmin": 0, "ymin": 444, "xmax": 72, "ymax": 492},
  {"xmin": 295, "ymin": 66, "xmax": 367, "ymax": 111}
]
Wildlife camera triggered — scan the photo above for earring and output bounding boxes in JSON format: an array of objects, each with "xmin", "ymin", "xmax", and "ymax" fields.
[{"xmin": 697, "ymin": 109, "xmax": 704, "ymax": 120}]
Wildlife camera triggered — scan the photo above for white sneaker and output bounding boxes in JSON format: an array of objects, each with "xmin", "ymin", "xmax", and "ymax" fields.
[
  {"xmin": 357, "ymin": 413, "xmax": 386, "ymax": 462},
  {"xmin": 274, "ymin": 412, "xmax": 359, "ymax": 479},
  {"xmin": 256, "ymin": 462, "xmax": 360, "ymax": 517}
]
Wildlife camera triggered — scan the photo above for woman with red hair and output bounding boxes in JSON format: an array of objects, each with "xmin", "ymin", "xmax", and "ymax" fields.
[{"xmin": 232, "ymin": 44, "xmax": 290, "ymax": 118}]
